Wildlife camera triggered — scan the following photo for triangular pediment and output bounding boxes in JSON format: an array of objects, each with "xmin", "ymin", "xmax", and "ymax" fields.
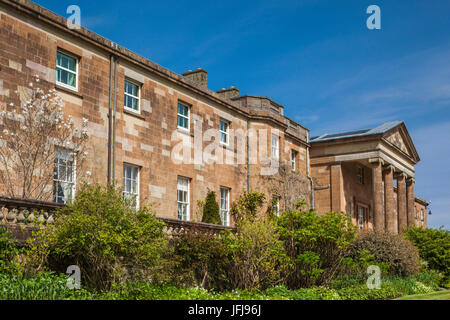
[{"xmin": 383, "ymin": 123, "xmax": 420, "ymax": 163}]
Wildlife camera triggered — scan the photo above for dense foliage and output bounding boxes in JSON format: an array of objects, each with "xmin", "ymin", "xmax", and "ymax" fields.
[
  {"xmin": 405, "ymin": 227, "xmax": 450, "ymax": 286},
  {"xmin": 349, "ymin": 231, "xmax": 420, "ymax": 277},
  {"xmin": 1, "ymin": 186, "xmax": 446, "ymax": 300},
  {"xmin": 0, "ymin": 271, "xmax": 441, "ymax": 300},
  {"xmin": 172, "ymin": 228, "xmax": 229, "ymax": 290},
  {"xmin": 277, "ymin": 210, "xmax": 357, "ymax": 288},
  {"xmin": 201, "ymin": 190, "xmax": 222, "ymax": 225},
  {"xmin": 24, "ymin": 184, "xmax": 169, "ymax": 290},
  {"xmin": 0, "ymin": 226, "xmax": 21, "ymax": 274},
  {"xmin": 231, "ymin": 191, "xmax": 266, "ymax": 223},
  {"xmin": 224, "ymin": 217, "xmax": 289, "ymax": 291}
]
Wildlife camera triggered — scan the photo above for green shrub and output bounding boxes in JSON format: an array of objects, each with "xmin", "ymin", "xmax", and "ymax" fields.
[
  {"xmin": 0, "ymin": 226, "xmax": 21, "ymax": 274},
  {"xmin": 172, "ymin": 228, "xmax": 230, "ymax": 290},
  {"xmin": 224, "ymin": 217, "xmax": 289, "ymax": 291},
  {"xmin": 231, "ymin": 191, "xmax": 266, "ymax": 223},
  {"xmin": 201, "ymin": 190, "xmax": 221, "ymax": 225},
  {"xmin": 348, "ymin": 231, "xmax": 420, "ymax": 278},
  {"xmin": 277, "ymin": 210, "xmax": 357, "ymax": 289},
  {"xmin": 413, "ymin": 270, "xmax": 443, "ymax": 290},
  {"xmin": 24, "ymin": 184, "xmax": 169, "ymax": 290},
  {"xmin": 404, "ymin": 227, "xmax": 450, "ymax": 284}
]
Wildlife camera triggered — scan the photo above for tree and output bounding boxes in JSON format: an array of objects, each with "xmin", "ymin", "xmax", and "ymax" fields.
[
  {"xmin": 0, "ymin": 75, "xmax": 89, "ymax": 201},
  {"xmin": 201, "ymin": 190, "xmax": 221, "ymax": 225}
]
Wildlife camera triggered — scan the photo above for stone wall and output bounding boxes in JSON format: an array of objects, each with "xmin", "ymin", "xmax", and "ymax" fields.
[{"xmin": 0, "ymin": 0, "xmax": 310, "ymax": 224}]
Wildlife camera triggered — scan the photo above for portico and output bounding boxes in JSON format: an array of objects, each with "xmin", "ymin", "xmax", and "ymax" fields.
[{"xmin": 309, "ymin": 121, "xmax": 427, "ymax": 233}]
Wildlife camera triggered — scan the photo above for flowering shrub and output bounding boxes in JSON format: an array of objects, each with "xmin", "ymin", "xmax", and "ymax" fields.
[{"xmin": 0, "ymin": 75, "xmax": 89, "ymax": 200}]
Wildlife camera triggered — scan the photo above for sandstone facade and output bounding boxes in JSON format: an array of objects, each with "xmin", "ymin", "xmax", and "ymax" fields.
[{"xmin": 0, "ymin": 0, "xmax": 428, "ymax": 229}]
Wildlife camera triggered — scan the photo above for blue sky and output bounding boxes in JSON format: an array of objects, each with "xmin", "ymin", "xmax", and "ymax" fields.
[{"xmin": 35, "ymin": 0, "xmax": 450, "ymax": 228}]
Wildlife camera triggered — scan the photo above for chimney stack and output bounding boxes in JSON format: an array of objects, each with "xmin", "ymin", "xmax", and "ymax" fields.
[
  {"xmin": 216, "ymin": 86, "xmax": 240, "ymax": 100},
  {"xmin": 182, "ymin": 68, "xmax": 208, "ymax": 88}
]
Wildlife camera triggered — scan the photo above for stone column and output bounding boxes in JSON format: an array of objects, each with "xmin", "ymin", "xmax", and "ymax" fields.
[
  {"xmin": 383, "ymin": 165, "xmax": 396, "ymax": 234},
  {"xmin": 396, "ymin": 173, "xmax": 407, "ymax": 233},
  {"xmin": 407, "ymin": 178, "xmax": 416, "ymax": 228},
  {"xmin": 330, "ymin": 163, "xmax": 344, "ymax": 213},
  {"xmin": 370, "ymin": 158, "xmax": 384, "ymax": 232}
]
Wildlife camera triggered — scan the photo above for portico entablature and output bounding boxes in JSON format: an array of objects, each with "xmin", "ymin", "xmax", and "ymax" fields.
[{"xmin": 311, "ymin": 150, "xmax": 415, "ymax": 178}]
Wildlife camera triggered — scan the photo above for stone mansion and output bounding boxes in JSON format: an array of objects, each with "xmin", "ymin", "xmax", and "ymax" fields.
[{"xmin": 0, "ymin": 0, "xmax": 428, "ymax": 233}]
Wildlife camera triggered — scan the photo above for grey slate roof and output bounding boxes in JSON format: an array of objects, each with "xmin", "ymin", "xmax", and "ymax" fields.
[{"xmin": 310, "ymin": 121, "xmax": 403, "ymax": 143}]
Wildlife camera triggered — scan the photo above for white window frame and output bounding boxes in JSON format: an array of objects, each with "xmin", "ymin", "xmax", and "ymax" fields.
[
  {"xmin": 56, "ymin": 50, "xmax": 78, "ymax": 91},
  {"xmin": 53, "ymin": 148, "xmax": 76, "ymax": 204},
  {"xmin": 177, "ymin": 177, "xmax": 190, "ymax": 221},
  {"xmin": 291, "ymin": 150, "xmax": 297, "ymax": 172},
  {"xmin": 272, "ymin": 196, "xmax": 280, "ymax": 217},
  {"xmin": 358, "ymin": 207, "xmax": 364, "ymax": 230},
  {"xmin": 124, "ymin": 79, "xmax": 141, "ymax": 113},
  {"xmin": 271, "ymin": 134, "xmax": 279, "ymax": 159},
  {"xmin": 177, "ymin": 102, "xmax": 190, "ymax": 131},
  {"xmin": 357, "ymin": 166, "xmax": 364, "ymax": 185},
  {"xmin": 123, "ymin": 164, "xmax": 140, "ymax": 209},
  {"xmin": 220, "ymin": 119, "xmax": 230, "ymax": 146},
  {"xmin": 220, "ymin": 187, "xmax": 230, "ymax": 226}
]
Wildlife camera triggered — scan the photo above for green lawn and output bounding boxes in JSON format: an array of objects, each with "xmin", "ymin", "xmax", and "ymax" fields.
[{"xmin": 395, "ymin": 290, "xmax": 450, "ymax": 300}]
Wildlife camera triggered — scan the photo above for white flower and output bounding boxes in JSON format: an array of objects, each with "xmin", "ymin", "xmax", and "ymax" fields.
[
  {"xmin": 22, "ymin": 126, "xmax": 27, "ymax": 130},
  {"xmin": 9, "ymin": 103, "xmax": 14, "ymax": 107},
  {"xmin": 3, "ymin": 129, "xmax": 8, "ymax": 135},
  {"xmin": 29, "ymin": 82, "xmax": 33, "ymax": 87},
  {"xmin": 86, "ymin": 171, "xmax": 92, "ymax": 177}
]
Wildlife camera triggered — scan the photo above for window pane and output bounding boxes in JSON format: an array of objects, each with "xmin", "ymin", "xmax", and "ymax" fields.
[
  {"xmin": 178, "ymin": 103, "xmax": 188, "ymax": 116},
  {"xmin": 125, "ymin": 81, "xmax": 139, "ymax": 97},
  {"xmin": 57, "ymin": 52, "xmax": 76, "ymax": 72}
]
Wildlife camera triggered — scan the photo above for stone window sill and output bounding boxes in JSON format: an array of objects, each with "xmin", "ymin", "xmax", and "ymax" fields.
[
  {"xmin": 55, "ymin": 85, "xmax": 83, "ymax": 99},
  {"xmin": 124, "ymin": 109, "xmax": 146, "ymax": 120}
]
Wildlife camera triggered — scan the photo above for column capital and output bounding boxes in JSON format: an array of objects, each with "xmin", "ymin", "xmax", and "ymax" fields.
[
  {"xmin": 394, "ymin": 172, "xmax": 407, "ymax": 180},
  {"xmin": 383, "ymin": 164, "xmax": 395, "ymax": 172},
  {"xmin": 407, "ymin": 177, "xmax": 416, "ymax": 185},
  {"xmin": 369, "ymin": 158, "xmax": 384, "ymax": 165}
]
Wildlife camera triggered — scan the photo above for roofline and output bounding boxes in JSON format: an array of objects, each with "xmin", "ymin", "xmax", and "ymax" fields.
[
  {"xmin": 233, "ymin": 95, "xmax": 285, "ymax": 109},
  {"xmin": 0, "ymin": 0, "xmax": 309, "ymax": 142}
]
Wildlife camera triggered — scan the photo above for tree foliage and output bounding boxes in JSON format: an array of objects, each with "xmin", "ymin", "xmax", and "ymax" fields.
[
  {"xmin": 201, "ymin": 190, "xmax": 221, "ymax": 225},
  {"xmin": 405, "ymin": 226, "xmax": 450, "ymax": 284}
]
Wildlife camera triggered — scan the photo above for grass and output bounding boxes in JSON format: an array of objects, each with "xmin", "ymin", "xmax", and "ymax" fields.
[{"xmin": 394, "ymin": 290, "xmax": 450, "ymax": 300}]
